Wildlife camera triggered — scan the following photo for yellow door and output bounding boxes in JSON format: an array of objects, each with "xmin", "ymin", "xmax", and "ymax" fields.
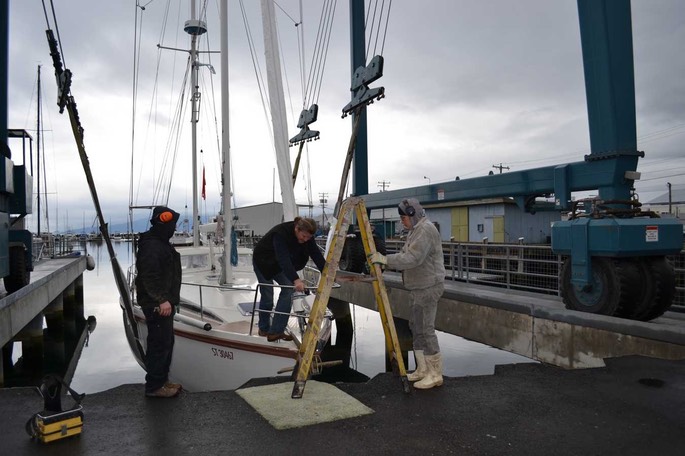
[
  {"xmin": 493, "ymin": 216, "xmax": 504, "ymax": 243},
  {"xmin": 451, "ymin": 207, "xmax": 468, "ymax": 241}
]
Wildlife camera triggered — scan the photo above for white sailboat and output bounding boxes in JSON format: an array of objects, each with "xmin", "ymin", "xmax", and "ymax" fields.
[{"xmin": 122, "ymin": 1, "xmax": 333, "ymax": 392}]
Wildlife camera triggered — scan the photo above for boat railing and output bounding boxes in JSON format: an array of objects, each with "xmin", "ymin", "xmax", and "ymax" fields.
[
  {"xmin": 246, "ymin": 282, "xmax": 329, "ymax": 337},
  {"xmin": 178, "ymin": 274, "xmax": 336, "ymax": 342}
]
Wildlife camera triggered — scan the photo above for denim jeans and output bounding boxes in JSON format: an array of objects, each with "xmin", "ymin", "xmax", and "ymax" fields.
[{"xmin": 254, "ymin": 266, "xmax": 294, "ymax": 334}]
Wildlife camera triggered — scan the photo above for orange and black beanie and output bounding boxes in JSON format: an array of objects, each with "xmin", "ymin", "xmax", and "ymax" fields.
[{"xmin": 151, "ymin": 206, "xmax": 180, "ymax": 225}]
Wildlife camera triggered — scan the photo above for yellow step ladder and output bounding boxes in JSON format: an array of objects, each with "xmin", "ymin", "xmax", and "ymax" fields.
[{"xmin": 291, "ymin": 196, "xmax": 410, "ymax": 398}]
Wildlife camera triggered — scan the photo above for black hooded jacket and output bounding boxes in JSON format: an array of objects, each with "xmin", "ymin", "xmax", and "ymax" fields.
[
  {"xmin": 253, "ymin": 221, "xmax": 325, "ymax": 281},
  {"xmin": 135, "ymin": 223, "xmax": 182, "ymax": 310}
]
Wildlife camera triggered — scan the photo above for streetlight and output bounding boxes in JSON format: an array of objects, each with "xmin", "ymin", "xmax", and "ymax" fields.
[{"xmin": 423, "ymin": 176, "xmax": 431, "ymax": 185}]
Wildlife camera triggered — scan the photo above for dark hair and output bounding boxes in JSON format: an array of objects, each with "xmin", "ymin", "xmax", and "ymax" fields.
[{"xmin": 294, "ymin": 217, "xmax": 317, "ymax": 235}]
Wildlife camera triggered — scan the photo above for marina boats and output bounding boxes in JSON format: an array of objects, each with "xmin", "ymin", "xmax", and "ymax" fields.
[
  {"xmin": 169, "ymin": 231, "xmax": 193, "ymax": 247},
  {"xmin": 120, "ymin": 1, "xmax": 334, "ymax": 391}
]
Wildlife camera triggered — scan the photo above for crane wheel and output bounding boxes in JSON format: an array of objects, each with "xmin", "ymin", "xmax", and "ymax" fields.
[
  {"xmin": 560, "ymin": 257, "xmax": 637, "ymax": 316},
  {"xmin": 636, "ymin": 257, "xmax": 676, "ymax": 321},
  {"xmin": 339, "ymin": 237, "xmax": 365, "ymax": 273}
]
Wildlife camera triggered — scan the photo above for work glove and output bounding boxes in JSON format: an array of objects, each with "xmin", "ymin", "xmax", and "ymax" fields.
[{"xmin": 367, "ymin": 252, "xmax": 387, "ymax": 267}]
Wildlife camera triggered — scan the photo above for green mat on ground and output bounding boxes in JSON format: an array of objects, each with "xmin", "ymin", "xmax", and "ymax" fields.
[{"xmin": 236, "ymin": 380, "xmax": 374, "ymax": 430}]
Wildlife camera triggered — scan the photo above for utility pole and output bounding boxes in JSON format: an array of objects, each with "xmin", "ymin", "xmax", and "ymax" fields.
[
  {"xmin": 318, "ymin": 192, "xmax": 328, "ymax": 224},
  {"xmin": 377, "ymin": 181, "xmax": 390, "ymax": 239},
  {"xmin": 492, "ymin": 163, "xmax": 510, "ymax": 174},
  {"xmin": 667, "ymin": 182, "xmax": 672, "ymax": 215}
]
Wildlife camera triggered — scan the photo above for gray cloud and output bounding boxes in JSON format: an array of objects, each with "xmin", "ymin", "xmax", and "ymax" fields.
[{"xmin": 5, "ymin": 0, "xmax": 685, "ymax": 231}]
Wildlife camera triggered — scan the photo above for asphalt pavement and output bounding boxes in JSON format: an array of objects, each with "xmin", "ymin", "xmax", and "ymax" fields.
[{"xmin": 1, "ymin": 355, "xmax": 684, "ymax": 455}]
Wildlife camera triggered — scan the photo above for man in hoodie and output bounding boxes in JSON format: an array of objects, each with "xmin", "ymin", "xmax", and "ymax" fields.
[
  {"xmin": 369, "ymin": 198, "xmax": 446, "ymax": 389},
  {"xmin": 135, "ymin": 206, "xmax": 183, "ymax": 398}
]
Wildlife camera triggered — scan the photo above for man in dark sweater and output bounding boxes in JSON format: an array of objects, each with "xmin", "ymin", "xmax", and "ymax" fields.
[
  {"xmin": 135, "ymin": 206, "xmax": 182, "ymax": 398},
  {"xmin": 253, "ymin": 217, "xmax": 326, "ymax": 341}
]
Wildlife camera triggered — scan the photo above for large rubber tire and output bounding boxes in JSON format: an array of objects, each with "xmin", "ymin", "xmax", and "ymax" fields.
[
  {"xmin": 638, "ymin": 257, "xmax": 676, "ymax": 321},
  {"xmin": 339, "ymin": 236, "xmax": 365, "ymax": 273},
  {"xmin": 618, "ymin": 258, "xmax": 656, "ymax": 320},
  {"xmin": 610, "ymin": 259, "xmax": 643, "ymax": 319},
  {"xmin": 3, "ymin": 245, "xmax": 30, "ymax": 294},
  {"xmin": 560, "ymin": 257, "xmax": 636, "ymax": 316}
]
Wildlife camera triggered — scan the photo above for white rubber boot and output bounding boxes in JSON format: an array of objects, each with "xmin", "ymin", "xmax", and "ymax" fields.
[
  {"xmin": 414, "ymin": 353, "xmax": 443, "ymax": 389},
  {"xmin": 407, "ymin": 350, "xmax": 427, "ymax": 382}
]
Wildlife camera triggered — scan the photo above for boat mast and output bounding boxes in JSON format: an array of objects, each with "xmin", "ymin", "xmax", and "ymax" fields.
[
  {"xmin": 185, "ymin": 0, "xmax": 207, "ymax": 246},
  {"xmin": 220, "ymin": 0, "xmax": 232, "ymax": 284},
  {"xmin": 260, "ymin": 0, "xmax": 297, "ymax": 221}
]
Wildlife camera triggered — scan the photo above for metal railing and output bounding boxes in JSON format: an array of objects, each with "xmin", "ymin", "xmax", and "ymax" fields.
[
  {"xmin": 32, "ymin": 236, "xmax": 90, "ymax": 263},
  {"xmin": 237, "ymin": 235, "xmax": 685, "ymax": 308},
  {"xmin": 386, "ymin": 240, "xmax": 563, "ymax": 296},
  {"xmin": 319, "ymin": 238, "xmax": 685, "ymax": 308}
]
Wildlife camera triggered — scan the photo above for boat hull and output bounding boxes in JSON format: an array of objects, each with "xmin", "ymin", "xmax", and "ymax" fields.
[{"xmin": 122, "ymin": 304, "xmax": 300, "ymax": 391}]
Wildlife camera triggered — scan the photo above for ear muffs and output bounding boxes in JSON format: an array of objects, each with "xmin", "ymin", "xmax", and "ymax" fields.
[
  {"xmin": 158, "ymin": 211, "xmax": 174, "ymax": 223},
  {"xmin": 402, "ymin": 200, "xmax": 416, "ymax": 217}
]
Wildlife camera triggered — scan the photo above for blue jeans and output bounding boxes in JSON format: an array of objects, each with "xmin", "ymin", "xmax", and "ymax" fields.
[{"xmin": 254, "ymin": 266, "xmax": 294, "ymax": 334}]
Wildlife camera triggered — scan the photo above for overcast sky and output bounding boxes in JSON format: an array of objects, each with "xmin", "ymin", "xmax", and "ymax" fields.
[{"xmin": 6, "ymin": 0, "xmax": 685, "ymax": 233}]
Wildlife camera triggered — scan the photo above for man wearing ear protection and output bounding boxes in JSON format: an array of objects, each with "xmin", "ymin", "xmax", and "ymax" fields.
[
  {"xmin": 369, "ymin": 197, "xmax": 446, "ymax": 389},
  {"xmin": 135, "ymin": 206, "xmax": 183, "ymax": 398}
]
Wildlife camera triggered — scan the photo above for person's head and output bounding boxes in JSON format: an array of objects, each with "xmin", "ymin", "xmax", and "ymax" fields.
[
  {"xmin": 293, "ymin": 217, "xmax": 317, "ymax": 243},
  {"xmin": 398, "ymin": 198, "xmax": 424, "ymax": 230},
  {"xmin": 150, "ymin": 206, "xmax": 180, "ymax": 239}
]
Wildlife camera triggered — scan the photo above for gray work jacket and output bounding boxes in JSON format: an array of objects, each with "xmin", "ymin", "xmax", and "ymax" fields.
[{"xmin": 386, "ymin": 217, "xmax": 445, "ymax": 290}]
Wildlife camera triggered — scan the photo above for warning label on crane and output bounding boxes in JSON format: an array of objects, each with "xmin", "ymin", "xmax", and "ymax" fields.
[{"xmin": 645, "ymin": 226, "xmax": 659, "ymax": 242}]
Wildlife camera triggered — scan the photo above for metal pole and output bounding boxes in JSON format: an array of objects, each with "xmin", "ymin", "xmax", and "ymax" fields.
[
  {"xmin": 349, "ymin": 0, "xmax": 368, "ymax": 196},
  {"xmin": 668, "ymin": 182, "xmax": 672, "ymax": 214}
]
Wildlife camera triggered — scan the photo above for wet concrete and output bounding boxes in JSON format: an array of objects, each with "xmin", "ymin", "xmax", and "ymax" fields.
[{"xmin": 1, "ymin": 355, "xmax": 684, "ymax": 455}]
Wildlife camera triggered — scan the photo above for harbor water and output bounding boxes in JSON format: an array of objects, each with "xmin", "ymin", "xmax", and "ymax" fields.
[{"xmin": 11, "ymin": 240, "xmax": 532, "ymax": 394}]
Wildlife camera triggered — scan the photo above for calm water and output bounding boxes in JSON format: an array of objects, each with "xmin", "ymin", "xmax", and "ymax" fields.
[{"xmin": 20, "ymin": 241, "xmax": 533, "ymax": 394}]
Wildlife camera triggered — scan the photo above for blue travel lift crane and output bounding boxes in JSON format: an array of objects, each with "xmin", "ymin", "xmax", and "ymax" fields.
[
  {"xmin": 345, "ymin": 0, "xmax": 682, "ymax": 321},
  {"xmin": 0, "ymin": 1, "xmax": 34, "ymax": 295}
]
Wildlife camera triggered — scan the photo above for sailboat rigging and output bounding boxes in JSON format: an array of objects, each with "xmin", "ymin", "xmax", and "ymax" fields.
[
  {"xmin": 121, "ymin": 0, "xmax": 336, "ymax": 391},
  {"xmin": 43, "ymin": 20, "xmax": 145, "ymax": 361}
]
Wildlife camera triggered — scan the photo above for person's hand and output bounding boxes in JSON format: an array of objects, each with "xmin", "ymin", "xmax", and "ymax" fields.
[
  {"xmin": 157, "ymin": 301, "xmax": 173, "ymax": 316},
  {"xmin": 293, "ymin": 278, "xmax": 306, "ymax": 292},
  {"xmin": 367, "ymin": 252, "xmax": 387, "ymax": 267}
]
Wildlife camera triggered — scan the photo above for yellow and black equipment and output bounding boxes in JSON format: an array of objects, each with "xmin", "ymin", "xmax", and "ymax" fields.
[
  {"xmin": 25, "ymin": 374, "xmax": 86, "ymax": 443},
  {"xmin": 291, "ymin": 196, "xmax": 410, "ymax": 398}
]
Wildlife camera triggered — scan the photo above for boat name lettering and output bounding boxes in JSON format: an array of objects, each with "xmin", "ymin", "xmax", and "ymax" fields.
[{"xmin": 211, "ymin": 347, "xmax": 234, "ymax": 360}]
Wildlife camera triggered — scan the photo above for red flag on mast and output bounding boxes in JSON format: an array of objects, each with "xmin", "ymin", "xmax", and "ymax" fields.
[{"xmin": 201, "ymin": 166, "xmax": 206, "ymax": 200}]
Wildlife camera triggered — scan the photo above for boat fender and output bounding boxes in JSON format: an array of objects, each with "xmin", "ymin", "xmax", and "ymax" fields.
[
  {"xmin": 174, "ymin": 313, "xmax": 212, "ymax": 331},
  {"xmin": 86, "ymin": 254, "xmax": 95, "ymax": 271}
]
